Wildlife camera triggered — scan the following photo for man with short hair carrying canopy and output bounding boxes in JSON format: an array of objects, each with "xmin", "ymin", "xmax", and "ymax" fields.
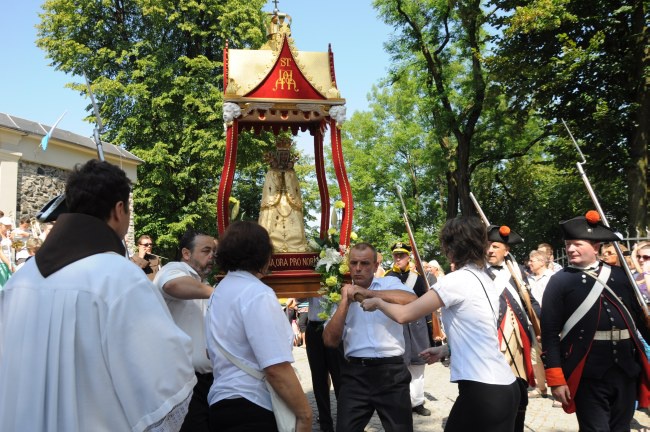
[
  {"xmin": 155, "ymin": 229, "xmax": 217, "ymax": 432},
  {"xmin": 323, "ymin": 242, "xmax": 416, "ymax": 432},
  {"xmin": 541, "ymin": 211, "xmax": 650, "ymax": 431}
]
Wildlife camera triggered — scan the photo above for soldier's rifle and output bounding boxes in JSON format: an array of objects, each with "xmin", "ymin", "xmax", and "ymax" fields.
[
  {"xmin": 469, "ymin": 192, "xmax": 542, "ymax": 339},
  {"xmin": 562, "ymin": 119, "xmax": 650, "ymax": 322},
  {"xmin": 396, "ymin": 186, "xmax": 445, "ymax": 344}
]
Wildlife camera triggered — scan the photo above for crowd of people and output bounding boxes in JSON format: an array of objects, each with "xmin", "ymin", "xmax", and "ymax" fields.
[
  {"xmin": 0, "ymin": 212, "xmax": 50, "ymax": 288},
  {"xmin": 0, "ymin": 158, "xmax": 649, "ymax": 432}
]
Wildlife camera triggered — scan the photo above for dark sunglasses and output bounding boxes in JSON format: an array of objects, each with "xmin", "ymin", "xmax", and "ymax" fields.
[
  {"xmin": 637, "ymin": 254, "xmax": 650, "ymax": 261},
  {"xmin": 140, "ymin": 243, "xmax": 153, "ymax": 247}
]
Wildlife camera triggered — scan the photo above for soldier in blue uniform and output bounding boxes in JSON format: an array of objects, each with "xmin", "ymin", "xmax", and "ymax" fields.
[{"xmin": 541, "ymin": 211, "xmax": 650, "ymax": 431}]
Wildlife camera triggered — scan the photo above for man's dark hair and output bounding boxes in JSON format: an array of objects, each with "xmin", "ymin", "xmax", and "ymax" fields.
[
  {"xmin": 65, "ymin": 160, "xmax": 131, "ymax": 221},
  {"xmin": 351, "ymin": 242, "xmax": 377, "ymax": 263},
  {"xmin": 440, "ymin": 216, "xmax": 487, "ymax": 269},
  {"xmin": 215, "ymin": 221, "xmax": 273, "ymax": 273},
  {"xmin": 176, "ymin": 229, "xmax": 211, "ymax": 261}
]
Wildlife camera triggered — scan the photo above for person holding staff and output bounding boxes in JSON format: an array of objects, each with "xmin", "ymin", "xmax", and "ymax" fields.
[
  {"xmin": 361, "ymin": 216, "xmax": 520, "ymax": 431},
  {"xmin": 541, "ymin": 212, "xmax": 650, "ymax": 430},
  {"xmin": 485, "ymin": 224, "xmax": 539, "ymax": 429}
]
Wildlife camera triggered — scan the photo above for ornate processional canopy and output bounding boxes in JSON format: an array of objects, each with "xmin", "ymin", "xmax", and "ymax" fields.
[
  {"xmin": 218, "ymin": 3, "xmax": 353, "ymax": 297},
  {"xmin": 223, "ymin": 6, "xmax": 346, "ymax": 134}
]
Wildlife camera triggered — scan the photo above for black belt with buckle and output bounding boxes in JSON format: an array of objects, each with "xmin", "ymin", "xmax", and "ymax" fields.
[{"xmin": 347, "ymin": 356, "xmax": 403, "ymax": 366}]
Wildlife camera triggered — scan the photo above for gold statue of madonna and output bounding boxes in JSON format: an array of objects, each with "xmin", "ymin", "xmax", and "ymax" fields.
[{"xmin": 258, "ymin": 136, "xmax": 310, "ymax": 252}]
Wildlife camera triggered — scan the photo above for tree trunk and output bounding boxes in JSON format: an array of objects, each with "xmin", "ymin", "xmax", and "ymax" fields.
[
  {"xmin": 456, "ymin": 135, "xmax": 473, "ymax": 217},
  {"xmin": 446, "ymin": 169, "xmax": 458, "ymax": 219},
  {"xmin": 628, "ymin": 0, "xmax": 649, "ymax": 235}
]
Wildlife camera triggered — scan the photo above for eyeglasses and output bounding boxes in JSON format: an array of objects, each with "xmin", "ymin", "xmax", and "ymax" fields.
[
  {"xmin": 601, "ymin": 252, "xmax": 615, "ymax": 257},
  {"xmin": 637, "ymin": 254, "xmax": 650, "ymax": 261},
  {"xmin": 140, "ymin": 243, "xmax": 153, "ymax": 247}
]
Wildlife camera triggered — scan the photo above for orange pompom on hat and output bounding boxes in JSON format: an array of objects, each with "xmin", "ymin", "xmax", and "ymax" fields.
[
  {"xmin": 560, "ymin": 210, "xmax": 620, "ymax": 241},
  {"xmin": 487, "ymin": 224, "xmax": 523, "ymax": 245}
]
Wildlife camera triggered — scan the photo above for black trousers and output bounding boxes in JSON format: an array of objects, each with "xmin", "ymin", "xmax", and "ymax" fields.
[
  {"xmin": 445, "ymin": 379, "xmax": 520, "ymax": 432},
  {"xmin": 336, "ymin": 360, "xmax": 413, "ymax": 432},
  {"xmin": 209, "ymin": 397, "xmax": 278, "ymax": 432},
  {"xmin": 513, "ymin": 377, "xmax": 529, "ymax": 432},
  {"xmin": 305, "ymin": 321, "xmax": 345, "ymax": 429},
  {"xmin": 180, "ymin": 371, "xmax": 213, "ymax": 432},
  {"xmin": 574, "ymin": 367, "xmax": 637, "ymax": 432}
]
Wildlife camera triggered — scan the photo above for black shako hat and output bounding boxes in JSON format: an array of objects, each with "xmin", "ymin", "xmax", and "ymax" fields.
[
  {"xmin": 390, "ymin": 241, "xmax": 412, "ymax": 255},
  {"xmin": 487, "ymin": 224, "xmax": 524, "ymax": 245},
  {"xmin": 560, "ymin": 210, "xmax": 620, "ymax": 242},
  {"xmin": 36, "ymin": 194, "xmax": 68, "ymax": 223}
]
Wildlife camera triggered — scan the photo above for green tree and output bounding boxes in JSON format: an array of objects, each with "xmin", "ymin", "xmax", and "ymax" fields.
[
  {"xmin": 373, "ymin": 0, "xmax": 495, "ymax": 218},
  {"xmin": 491, "ymin": 0, "xmax": 649, "ymax": 234},
  {"xmin": 336, "ymin": 0, "xmax": 616, "ymax": 264},
  {"xmin": 343, "ymin": 69, "xmax": 579, "ymax": 264},
  {"xmin": 341, "ymin": 74, "xmax": 447, "ymax": 260},
  {"xmin": 37, "ymin": 0, "xmax": 268, "ymax": 257}
]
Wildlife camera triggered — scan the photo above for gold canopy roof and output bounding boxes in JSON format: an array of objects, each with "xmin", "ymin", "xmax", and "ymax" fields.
[{"xmin": 224, "ymin": 12, "xmax": 344, "ymax": 106}]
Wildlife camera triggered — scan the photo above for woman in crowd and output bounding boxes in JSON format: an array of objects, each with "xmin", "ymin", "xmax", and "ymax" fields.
[
  {"xmin": 429, "ymin": 260, "xmax": 445, "ymax": 279},
  {"xmin": 206, "ymin": 221, "xmax": 312, "ymax": 431},
  {"xmin": 361, "ymin": 216, "xmax": 520, "ymax": 431},
  {"xmin": 632, "ymin": 241, "xmax": 650, "ymax": 301}
]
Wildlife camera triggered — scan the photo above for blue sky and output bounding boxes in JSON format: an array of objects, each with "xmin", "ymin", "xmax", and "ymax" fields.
[{"xmin": 1, "ymin": 0, "xmax": 392, "ymax": 142}]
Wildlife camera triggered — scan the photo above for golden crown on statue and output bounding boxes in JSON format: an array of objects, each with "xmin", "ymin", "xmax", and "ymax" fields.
[{"xmin": 266, "ymin": 11, "xmax": 292, "ymax": 38}]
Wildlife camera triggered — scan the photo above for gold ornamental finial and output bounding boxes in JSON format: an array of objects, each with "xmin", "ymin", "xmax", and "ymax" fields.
[
  {"xmin": 260, "ymin": 0, "xmax": 292, "ymax": 50},
  {"xmin": 265, "ymin": 2, "xmax": 291, "ymax": 41}
]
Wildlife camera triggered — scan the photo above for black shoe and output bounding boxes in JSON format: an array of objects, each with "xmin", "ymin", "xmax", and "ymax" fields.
[{"xmin": 412, "ymin": 404, "xmax": 431, "ymax": 416}]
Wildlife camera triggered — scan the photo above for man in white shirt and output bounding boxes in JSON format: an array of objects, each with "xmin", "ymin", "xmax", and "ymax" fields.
[
  {"xmin": 323, "ymin": 242, "xmax": 417, "ymax": 432},
  {"xmin": 0, "ymin": 160, "xmax": 196, "ymax": 432},
  {"xmin": 527, "ymin": 249, "xmax": 553, "ymax": 306},
  {"xmin": 526, "ymin": 249, "xmax": 553, "ymax": 398},
  {"xmin": 154, "ymin": 230, "xmax": 216, "ymax": 432},
  {"xmin": 538, "ymin": 242, "xmax": 563, "ymax": 273}
]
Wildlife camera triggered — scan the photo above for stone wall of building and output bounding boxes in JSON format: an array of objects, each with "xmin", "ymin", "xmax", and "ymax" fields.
[
  {"xmin": 15, "ymin": 160, "xmax": 136, "ymax": 250},
  {"xmin": 17, "ymin": 161, "xmax": 68, "ymax": 221}
]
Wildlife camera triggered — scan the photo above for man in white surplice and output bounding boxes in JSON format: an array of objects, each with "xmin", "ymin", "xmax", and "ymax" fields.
[{"xmin": 0, "ymin": 160, "xmax": 196, "ymax": 432}]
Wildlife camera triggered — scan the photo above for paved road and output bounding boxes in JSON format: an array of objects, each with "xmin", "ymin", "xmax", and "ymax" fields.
[{"xmin": 292, "ymin": 346, "xmax": 650, "ymax": 431}]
